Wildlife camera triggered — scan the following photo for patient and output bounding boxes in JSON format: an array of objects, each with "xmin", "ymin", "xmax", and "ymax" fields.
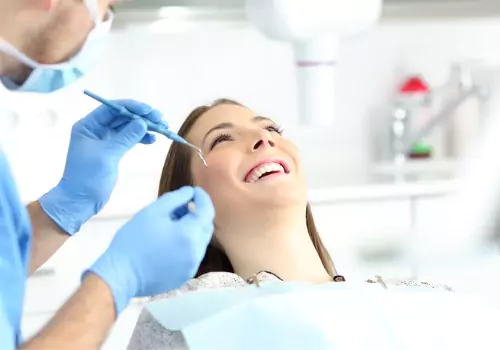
[{"xmin": 127, "ymin": 99, "xmax": 452, "ymax": 349}]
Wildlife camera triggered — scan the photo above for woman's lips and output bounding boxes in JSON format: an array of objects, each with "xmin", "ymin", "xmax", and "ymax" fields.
[{"xmin": 244, "ymin": 159, "xmax": 290, "ymax": 183}]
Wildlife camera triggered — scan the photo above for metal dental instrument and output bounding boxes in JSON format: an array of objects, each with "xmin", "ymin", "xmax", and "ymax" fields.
[{"xmin": 83, "ymin": 90, "xmax": 208, "ymax": 167}]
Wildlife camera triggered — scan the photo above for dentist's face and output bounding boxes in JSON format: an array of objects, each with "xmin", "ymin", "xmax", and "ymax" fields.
[
  {"xmin": 186, "ymin": 104, "xmax": 308, "ymax": 229},
  {"xmin": 31, "ymin": 0, "xmax": 115, "ymax": 65}
]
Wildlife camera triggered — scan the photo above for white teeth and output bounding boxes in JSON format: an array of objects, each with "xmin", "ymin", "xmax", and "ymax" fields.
[{"xmin": 247, "ymin": 162, "xmax": 285, "ymax": 183}]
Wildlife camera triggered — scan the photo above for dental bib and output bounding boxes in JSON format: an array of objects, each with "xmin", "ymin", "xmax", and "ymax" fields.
[{"xmin": 146, "ymin": 281, "xmax": 500, "ymax": 350}]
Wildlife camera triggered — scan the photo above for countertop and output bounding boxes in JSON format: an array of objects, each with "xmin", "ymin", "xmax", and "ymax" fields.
[
  {"xmin": 92, "ymin": 172, "xmax": 458, "ymax": 219},
  {"xmin": 307, "ymin": 178, "xmax": 457, "ymax": 204}
]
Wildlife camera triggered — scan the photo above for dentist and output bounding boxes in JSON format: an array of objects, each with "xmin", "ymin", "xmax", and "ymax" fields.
[{"xmin": 0, "ymin": 1, "xmax": 214, "ymax": 349}]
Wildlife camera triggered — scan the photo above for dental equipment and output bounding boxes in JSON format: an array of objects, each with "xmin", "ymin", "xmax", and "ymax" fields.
[
  {"xmin": 246, "ymin": 0, "xmax": 382, "ymax": 126},
  {"xmin": 391, "ymin": 64, "xmax": 490, "ymax": 163},
  {"xmin": 83, "ymin": 90, "xmax": 208, "ymax": 167}
]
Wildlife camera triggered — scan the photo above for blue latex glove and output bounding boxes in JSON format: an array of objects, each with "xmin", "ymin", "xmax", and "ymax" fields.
[
  {"xmin": 0, "ymin": 149, "xmax": 32, "ymax": 348},
  {"xmin": 39, "ymin": 100, "xmax": 166, "ymax": 235},
  {"xmin": 87, "ymin": 186, "xmax": 215, "ymax": 315}
]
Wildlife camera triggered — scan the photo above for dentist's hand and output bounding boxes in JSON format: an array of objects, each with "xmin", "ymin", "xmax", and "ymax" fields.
[
  {"xmin": 39, "ymin": 100, "xmax": 166, "ymax": 235},
  {"xmin": 87, "ymin": 186, "xmax": 215, "ymax": 315}
]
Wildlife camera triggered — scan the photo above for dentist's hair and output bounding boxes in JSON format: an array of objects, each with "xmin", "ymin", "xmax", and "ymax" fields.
[{"xmin": 158, "ymin": 99, "xmax": 337, "ymax": 278}]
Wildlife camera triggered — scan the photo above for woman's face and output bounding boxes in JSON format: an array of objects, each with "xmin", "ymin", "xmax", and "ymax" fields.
[{"xmin": 186, "ymin": 104, "xmax": 307, "ymax": 227}]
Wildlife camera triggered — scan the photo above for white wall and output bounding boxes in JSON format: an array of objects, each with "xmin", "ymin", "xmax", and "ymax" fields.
[{"xmin": 3, "ymin": 16, "xmax": 500, "ymax": 203}]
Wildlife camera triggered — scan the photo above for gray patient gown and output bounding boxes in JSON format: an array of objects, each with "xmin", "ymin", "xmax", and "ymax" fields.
[{"xmin": 126, "ymin": 272, "xmax": 453, "ymax": 350}]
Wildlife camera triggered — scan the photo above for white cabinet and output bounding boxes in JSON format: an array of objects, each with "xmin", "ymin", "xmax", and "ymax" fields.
[
  {"xmin": 21, "ymin": 304, "xmax": 146, "ymax": 350},
  {"xmin": 22, "ymin": 220, "xmax": 118, "ymax": 316},
  {"xmin": 310, "ymin": 199, "xmax": 413, "ymax": 281},
  {"xmin": 411, "ymin": 195, "xmax": 454, "ymax": 282},
  {"xmin": 22, "ymin": 217, "xmax": 129, "ymax": 343},
  {"xmin": 23, "ymin": 218, "xmax": 127, "ymax": 315},
  {"xmin": 23, "ymin": 272, "xmax": 78, "ymax": 316},
  {"xmin": 412, "ymin": 195, "xmax": 500, "ymax": 305},
  {"xmin": 412, "ymin": 195, "xmax": 454, "ymax": 254},
  {"xmin": 21, "ymin": 313, "xmax": 53, "ymax": 341}
]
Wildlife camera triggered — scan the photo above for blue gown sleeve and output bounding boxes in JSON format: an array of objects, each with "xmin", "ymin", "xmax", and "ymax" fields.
[{"xmin": 0, "ymin": 147, "xmax": 32, "ymax": 348}]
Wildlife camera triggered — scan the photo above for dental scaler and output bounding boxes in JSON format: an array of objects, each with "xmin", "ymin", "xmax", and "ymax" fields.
[{"xmin": 83, "ymin": 90, "xmax": 208, "ymax": 167}]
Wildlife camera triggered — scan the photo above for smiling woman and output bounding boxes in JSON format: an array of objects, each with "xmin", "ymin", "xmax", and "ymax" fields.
[
  {"xmin": 126, "ymin": 99, "xmax": 453, "ymax": 350},
  {"xmin": 158, "ymin": 99, "xmax": 336, "ymax": 280}
]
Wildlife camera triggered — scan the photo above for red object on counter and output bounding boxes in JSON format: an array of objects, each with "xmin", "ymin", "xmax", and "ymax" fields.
[
  {"xmin": 397, "ymin": 75, "xmax": 433, "ymax": 159},
  {"xmin": 399, "ymin": 76, "xmax": 430, "ymax": 94}
]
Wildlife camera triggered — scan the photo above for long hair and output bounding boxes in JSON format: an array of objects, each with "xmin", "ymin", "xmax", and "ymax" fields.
[{"xmin": 158, "ymin": 99, "xmax": 337, "ymax": 277}]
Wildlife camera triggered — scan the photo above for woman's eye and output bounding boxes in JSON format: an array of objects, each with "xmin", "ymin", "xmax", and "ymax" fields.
[
  {"xmin": 210, "ymin": 133, "xmax": 232, "ymax": 150},
  {"xmin": 265, "ymin": 124, "xmax": 283, "ymax": 134}
]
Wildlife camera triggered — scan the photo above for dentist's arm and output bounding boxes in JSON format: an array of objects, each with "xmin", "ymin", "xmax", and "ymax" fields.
[
  {"xmin": 20, "ymin": 273, "xmax": 115, "ymax": 350},
  {"xmin": 22, "ymin": 187, "xmax": 214, "ymax": 350},
  {"xmin": 29, "ymin": 100, "xmax": 165, "ymax": 273},
  {"xmin": 27, "ymin": 201, "xmax": 67, "ymax": 273}
]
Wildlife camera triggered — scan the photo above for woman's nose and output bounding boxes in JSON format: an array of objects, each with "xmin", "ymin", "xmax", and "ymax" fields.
[{"xmin": 251, "ymin": 133, "xmax": 277, "ymax": 151}]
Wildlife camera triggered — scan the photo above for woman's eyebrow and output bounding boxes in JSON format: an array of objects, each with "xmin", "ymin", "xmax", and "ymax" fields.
[
  {"xmin": 202, "ymin": 122, "xmax": 233, "ymax": 144},
  {"xmin": 252, "ymin": 116, "xmax": 273, "ymax": 123},
  {"xmin": 201, "ymin": 117, "xmax": 274, "ymax": 145}
]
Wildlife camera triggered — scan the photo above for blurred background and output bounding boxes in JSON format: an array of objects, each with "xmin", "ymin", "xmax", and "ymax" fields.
[{"xmin": 5, "ymin": 0, "xmax": 500, "ymax": 348}]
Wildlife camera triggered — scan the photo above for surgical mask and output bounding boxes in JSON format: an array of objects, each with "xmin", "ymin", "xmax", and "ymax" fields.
[{"xmin": 0, "ymin": 0, "xmax": 113, "ymax": 93}]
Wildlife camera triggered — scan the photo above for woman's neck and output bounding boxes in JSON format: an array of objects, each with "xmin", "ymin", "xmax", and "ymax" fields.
[{"xmin": 221, "ymin": 218, "xmax": 332, "ymax": 284}]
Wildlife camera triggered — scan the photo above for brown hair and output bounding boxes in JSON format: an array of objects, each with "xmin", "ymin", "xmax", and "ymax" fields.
[{"xmin": 158, "ymin": 99, "xmax": 337, "ymax": 278}]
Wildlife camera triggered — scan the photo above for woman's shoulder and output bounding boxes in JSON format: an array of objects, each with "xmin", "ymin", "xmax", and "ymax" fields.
[
  {"xmin": 147, "ymin": 271, "xmax": 249, "ymax": 302},
  {"xmin": 141, "ymin": 273, "xmax": 453, "ymax": 303}
]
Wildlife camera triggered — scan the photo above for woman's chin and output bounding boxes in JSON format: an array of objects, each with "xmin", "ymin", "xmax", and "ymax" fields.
[{"xmin": 248, "ymin": 183, "xmax": 306, "ymax": 206}]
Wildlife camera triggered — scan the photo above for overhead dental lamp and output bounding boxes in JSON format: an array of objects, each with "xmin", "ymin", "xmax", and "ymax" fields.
[{"xmin": 245, "ymin": 0, "xmax": 383, "ymax": 126}]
